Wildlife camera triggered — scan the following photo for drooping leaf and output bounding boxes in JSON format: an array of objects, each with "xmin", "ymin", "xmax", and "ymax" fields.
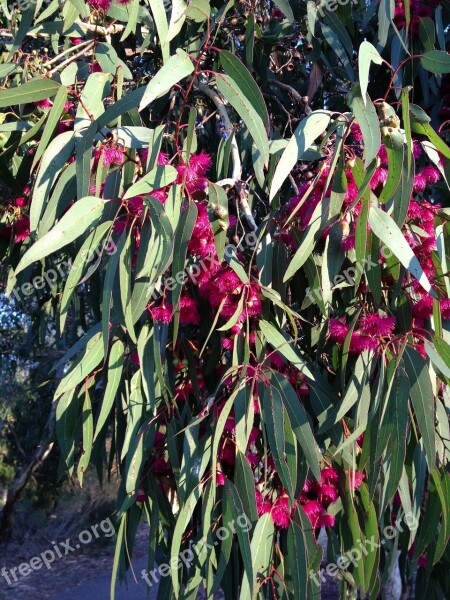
[
  {"xmin": 0, "ymin": 77, "xmax": 61, "ymax": 108},
  {"xmin": 216, "ymin": 73, "xmax": 270, "ymax": 167},
  {"xmin": 421, "ymin": 50, "xmax": 450, "ymax": 74},
  {"xmin": 358, "ymin": 41, "xmax": 383, "ymax": 102},
  {"xmin": 368, "ymin": 205, "xmax": 434, "ymax": 294},
  {"xmin": 17, "ymin": 197, "xmax": 108, "ymax": 274},
  {"xmin": 139, "ymin": 49, "xmax": 194, "ymax": 110}
]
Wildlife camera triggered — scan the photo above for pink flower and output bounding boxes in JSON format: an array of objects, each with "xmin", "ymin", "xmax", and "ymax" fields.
[
  {"xmin": 14, "ymin": 216, "xmax": 30, "ymax": 242},
  {"xmin": 216, "ymin": 470, "xmax": 226, "ymax": 486},
  {"xmin": 153, "ymin": 458, "xmax": 171, "ymax": 474},
  {"xmin": 319, "ymin": 484, "xmax": 339, "ymax": 506},
  {"xmin": 87, "ymin": 0, "xmax": 111, "ymax": 9},
  {"xmin": 150, "ymin": 303, "xmax": 173, "ymax": 323},
  {"xmin": 255, "ymin": 490, "xmax": 272, "ymax": 516},
  {"xmin": 103, "ymin": 146, "xmax": 124, "ymax": 168},
  {"xmin": 176, "ymin": 151, "xmax": 212, "ymax": 194},
  {"xmin": 349, "ymin": 332, "xmax": 378, "ymax": 353},
  {"xmin": 317, "ymin": 512, "xmax": 335, "ymax": 527},
  {"xmin": 57, "ymin": 120, "xmax": 73, "ymax": 135},
  {"xmin": 301, "ymin": 500, "xmax": 322, "ymax": 527},
  {"xmin": 15, "ymin": 196, "xmax": 27, "ymax": 208},
  {"xmin": 34, "ymin": 98, "xmax": 53, "ymax": 109},
  {"xmin": 412, "ymin": 295, "xmax": 434, "ymax": 319},
  {"xmin": 272, "ymin": 8, "xmax": 285, "ymax": 19},
  {"xmin": 179, "ymin": 293, "xmax": 201, "ymax": 325},
  {"xmin": 321, "ymin": 468, "xmax": 339, "ymax": 485},
  {"xmin": 271, "ymin": 495, "xmax": 291, "ymax": 529},
  {"xmin": 351, "ymin": 123, "xmax": 363, "ymax": 143},
  {"xmin": 358, "ymin": 314, "xmax": 396, "ymax": 337},
  {"xmin": 328, "ymin": 319, "xmax": 349, "ymax": 344},
  {"xmin": 136, "ymin": 488, "xmax": 147, "ymax": 502},
  {"xmin": 246, "ymin": 452, "xmax": 260, "ymax": 467},
  {"xmin": 220, "ymin": 440, "xmax": 235, "ymax": 465},
  {"xmin": 221, "ymin": 337, "xmax": 234, "ymax": 350},
  {"xmin": 346, "ymin": 470, "xmax": 365, "ymax": 490}
]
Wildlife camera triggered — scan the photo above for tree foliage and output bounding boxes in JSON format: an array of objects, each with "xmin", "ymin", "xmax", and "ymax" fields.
[{"xmin": 1, "ymin": 0, "xmax": 450, "ymax": 597}]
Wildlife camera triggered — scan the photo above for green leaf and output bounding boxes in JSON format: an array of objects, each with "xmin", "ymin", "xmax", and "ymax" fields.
[
  {"xmin": 59, "ymin": 221, "xmax": 113, "ymax": 332},
  {"xmin": 402, "ymin": 346, "xmax": 436, "ymax": 470},
  {"xmin": 287, "ymin": 515, "xmax": 308, "ymax": 600},
  {"xmin": 207, "ymin": 183, "xmax": 229, "ymax": 262},
  {"xmin": 186, "ymin": 0, "xmax": 210, "ymax": 21},
  {"xmin": 219, "ymin": 50, "xmax": 269, "ymax": 129},
  {"xmin": 74, "ymin": 72, "xmax": 110, "ymax": 132},
  {"xmin": 421, "ymin": 50, "xmax": 450, "ymax": 74},
  {"xmin": 410, "ymin": 115, "xmax": 450, "ymax": 160},
  {"xmin": 139, "ymin": 49, "xmax": 194, "ymax": 111},
  {"xmin": 167, "ymin": 0, "xmax": 187, "ymax": 41},
  {"xmin": 77, "ymin": 386, "xmax": 93, "ymax": 487},
  {"xmin": 259, "ymin": 320, "xmax": 316, "ymax": 381},
  {"xmin": 358, "ymin": 41, "xmax": 383, "ymax": 102},
  {"xmin": 0, "ymin": 78, "xmax": 61, "ymax": 108},
  {"xmin": 55, "ymin": 332, "xmax": 105, "ymax": 398},
  {"xmin": 16, "ymin": 197, "xmax": 108, "ymax": 275},
  {"xmin": 94, "ymin": 339, "xmax": 124, "ymax": 440},
  {"xmin": 31, "ymin": 85, "xmax": 69, "ymax": 171},
  {"xmin": 368, "ymin": 205, "xmax": 434, "ymax": 294},
  {"xmin": 171, "ymin": 200, "xmax": 198, "ymax": 312},
  {"xmin": 263, "ymin": 384, "xmax": 295, "ymax": 499},
  {"xmin": 425, "ymin": 338, "xmax": 450, "ymax": 379},
  {"xmin": 56, "ymin": 389, "xmax": 78, "ymax": 475},
  {"xmin": 271, "ymin": 372, "xmax": 322, "ymax": 481},
  {"xmin": 30, "ymin": 131, "xmax": 75, "ymax": 235},
  {"xmin": 216, "ymin": 73, "xmax": 270, "ymax": 167},
  {"xmin": 123, "ymin": 165, "xmax": 178, "ymax": 199},
  {"xmin": 270, "ymin": 111, "xmax": 331, "ymax": 201},
  {"xmin": 224, "ymin": 480, "xmax": 254, "ymax": 597},
  {"xmin": 283, "ymin": 199, "xmax": 328, "ymax": 282},
  {"xmin": 235, "ymin": 450, "xmax": 259, "ymax": 527},
  {"xmin": 240, "ymin": 514, "xmax": 274, "ymax": 600},
  {"xmin": 95, "ymin": 42, "xmax": 133, "ymax": 79},
  {"xmin": 0, "ymin": 63, "xmax": 17, "ymax": 78},
  {"xmin": 120, "ymin": 0, "xmax": 140, "ymax": 42},
  {"xmin": 350, "ymin": 88, "xmax": 381, "ymax": 167}
]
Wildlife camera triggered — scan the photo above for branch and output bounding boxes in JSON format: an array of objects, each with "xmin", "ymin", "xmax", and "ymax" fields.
[
  {"xmin": 265, "ymin": 80, "xmax": 312, "ymax": 115},
  {"xmin": 197, "ymin": 81, "xmax": 241, "ymax": 182},
  {"xmin": 198, "ymin": 81, "xmax": 257, "ymax": 232}
]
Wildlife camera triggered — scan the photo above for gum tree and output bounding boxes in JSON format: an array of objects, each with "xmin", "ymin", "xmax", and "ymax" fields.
[{"xmin": 1, "ymin": 0, "xmax": 450, "ymax": 598}]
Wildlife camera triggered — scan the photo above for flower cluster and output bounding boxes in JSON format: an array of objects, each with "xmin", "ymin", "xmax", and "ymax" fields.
[
  {"xmin": 255, "ymin": 467, "xmax": 364, "ymax": 531},
  {"xmin": 329, "ymin": 313, "xmax": 396, "ymax": 353},
  {"xmin": 393, "ymin": 0, "xmax": 442, "ymax": 33}
]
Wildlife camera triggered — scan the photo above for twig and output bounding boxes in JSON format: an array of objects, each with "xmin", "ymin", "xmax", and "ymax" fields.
[
  {"xmin": 265, "ymin": 80, "xmax": 312, "ymax": 114},
  {"xmin": 48, "ymin": 42, "xmax": 95, "ymax": 75},
  {"xmin": 75, "ymin": 18, "xmax": 149, "ymax": 37},
  {"xmin": 43, "ymin": 38, "xmax": 94, "ymax": 68}
]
